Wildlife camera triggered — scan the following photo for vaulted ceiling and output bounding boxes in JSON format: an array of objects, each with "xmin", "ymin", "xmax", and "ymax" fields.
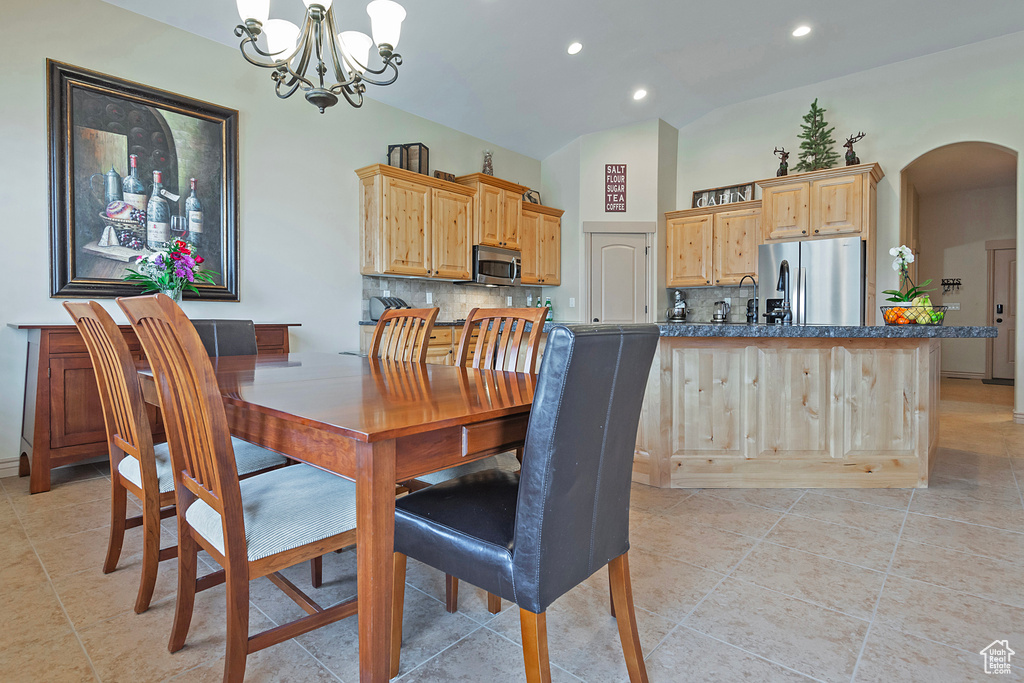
[{"xmin": 102, "ymin": 0, "xmax": 1024, "ymax": 159}]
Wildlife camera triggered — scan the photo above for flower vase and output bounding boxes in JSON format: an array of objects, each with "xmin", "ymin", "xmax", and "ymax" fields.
[{"xmin": 160, "ymin": 288, "xmax": 182, "ymax": 303}]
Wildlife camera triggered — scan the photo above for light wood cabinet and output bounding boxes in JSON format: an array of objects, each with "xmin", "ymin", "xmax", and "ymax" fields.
[
  {"xmin": 811, "ymin": 174, "xmax": 862, "ymax": 236},
  {"xmin": 761, "ymin": 181, "xmax": 809, "ymax": 241},
  {"xmin": 454, "ymin": 173, "xmax": 529, "ymax": 250},
  {"xmin": 357, "ymin": 164, "xmax": 475, "ymax": 280},
  {"xmin": 666, "ymin": 200, "xmax": 760, "ymax": 287},
  {"xmin": 520, "ymin": 203, "xmax": 563, "ymax": 286}
]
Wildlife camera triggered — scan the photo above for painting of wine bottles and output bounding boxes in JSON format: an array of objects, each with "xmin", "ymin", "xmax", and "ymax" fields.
[{"xmin": 48, "ymin": 60, "xmax": 238, "ymax": 300}]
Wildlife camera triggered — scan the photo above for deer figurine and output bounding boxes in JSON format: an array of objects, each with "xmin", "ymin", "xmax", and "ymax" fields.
[
  {"xmin": 844, "ymin": 132, "xmax": 865, "ymax": 166},
  {"xmin": 774, "ymin": 147, "xmax": 790, "ymax": 177}
]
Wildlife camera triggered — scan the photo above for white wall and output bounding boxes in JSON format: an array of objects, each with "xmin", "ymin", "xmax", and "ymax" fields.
[
  {"xmin": 918, "ymin": 185, "xmax": 1017, "ymax": 376},
  {"xmin": 0, "ymin": 0, "xmax": 541, "ymax": 474},
  {"xmin": 673, "ymin": 31, "xmax": 1024, "ymax": 411},
  {"xmin": 539, "ymin": 138, "xmax": 581, "ymax": 321}
]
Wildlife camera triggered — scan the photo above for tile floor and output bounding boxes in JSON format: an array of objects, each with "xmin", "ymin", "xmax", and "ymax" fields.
[{"xmin": 2, "ymin": 379, "xmax": 1023, "ymax": 682}]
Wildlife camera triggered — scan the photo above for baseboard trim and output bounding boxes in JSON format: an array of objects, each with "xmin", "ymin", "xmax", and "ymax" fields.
[
  {"xmin": 941, "ymin": 371, "xmax": 986, "ymax": 380},
  {"xmin": 1015, "ymin": 412, "xmax": 1024, "ymax": 425},
  {"xmin": 0, "ymin": 458, "xmax": 21, "ymax": 480}
]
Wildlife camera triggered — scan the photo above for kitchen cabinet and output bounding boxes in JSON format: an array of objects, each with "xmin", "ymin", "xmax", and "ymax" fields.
[
  {"xmin": 760, "ymin": 181, "xmax": 809, "ymax": 241},
  {"xmin": 15, "ymin": 323, "xmax": 299, "ymax": 493},
  {"xmin": 454, "ymin": 173, "xmax": 529, "ymax": 250},
  {"xmin": 357, "ymin": 164, "xmax": 475, "ymax": 279},
  {"xmin": 520, "ymin": 203, "xmax": 563, "ymax": 286},
  {"xmin": 666, "ymin": 200, "xmax": 760, "ymax": 287}
]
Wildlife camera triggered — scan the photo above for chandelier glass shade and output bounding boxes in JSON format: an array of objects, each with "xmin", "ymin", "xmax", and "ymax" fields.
[{"xmin": 234, "ymin": 0, "xmax": 406, "ymax": 112}]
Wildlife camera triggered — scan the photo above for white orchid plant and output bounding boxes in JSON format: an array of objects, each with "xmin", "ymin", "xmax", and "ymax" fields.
[{"xmin": 883, "ymin": 244, "xmax": 933, "ymax": 303}]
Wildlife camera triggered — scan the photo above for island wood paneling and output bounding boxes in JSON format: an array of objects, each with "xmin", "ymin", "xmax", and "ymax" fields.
[{"xmin": 634, "ymin": 336, "xmax": 938, "ymax": 488}]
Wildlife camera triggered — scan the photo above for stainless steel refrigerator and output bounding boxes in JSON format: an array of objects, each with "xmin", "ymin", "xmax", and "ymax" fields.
[{"xmin": 757, "ymin": 236, "xmax": 866, "ymax": 325}]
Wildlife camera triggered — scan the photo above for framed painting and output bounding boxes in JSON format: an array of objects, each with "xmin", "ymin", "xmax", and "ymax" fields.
[{"xmin": 48, "ymin": 60, "xmax": 239, "ymax": 300}]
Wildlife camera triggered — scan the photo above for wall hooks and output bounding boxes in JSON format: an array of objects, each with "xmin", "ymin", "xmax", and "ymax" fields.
[{"xmin": 941, "ymin": 278, "xmax": 962, "ymax": 294}]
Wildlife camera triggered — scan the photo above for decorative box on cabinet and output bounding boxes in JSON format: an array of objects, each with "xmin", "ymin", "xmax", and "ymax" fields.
[
  {"xmin": 14, "ymin": 322, "xmax": 299, "ymax": 493},
  {"xmin": 357, "ymin": 164, "xmax": 475, "ymax": 280},
  {"xmin": 520, "ymin": 203, "xmax": 563, "ymax": 286},
  {"xmin": 666, "ymin": 200, "xmax": 761, "ymax": 287},
  {"xmin": 454, "ymin": 173, "xmax": 529, "ymax": 250}
]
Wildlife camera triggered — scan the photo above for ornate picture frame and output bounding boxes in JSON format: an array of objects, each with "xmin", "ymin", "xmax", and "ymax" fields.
[{"xmin": 48, "ymin": 60, "xmax": 239, "ymax": 300}]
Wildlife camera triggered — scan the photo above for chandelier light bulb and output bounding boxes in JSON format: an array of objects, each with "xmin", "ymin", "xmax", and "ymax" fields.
[
  {"xmin": 340, "ymin": 31, "xmax": 373, "ymax": 74},
  {"xmin": 263, "ymin": 19, "xmax": 300, "ymax": 59},
  {"xmin": 236, "ymin": 0, "xmax": 269, "ymax": 23},
  {"xmin": 367, "ymin": 0, "xmax": 407, "ymax": 50},
  {"xmin": 567, "ymin": 41, "xmax": 583, "ymax": 55},
  {"xmin": 302, "ymin": 0, "xmax": 334, "ymax": 9},
  {"xmin": 792, "ymin": 25, "xmax": 811, "ymax": 37},
  {"xmin": 633, "ymin": 88, "xmax": 648, "ymax": 101}
]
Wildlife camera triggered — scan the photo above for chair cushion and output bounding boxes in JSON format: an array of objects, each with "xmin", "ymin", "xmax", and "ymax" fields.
[
  {"xmin": 117, "ymin": 437, "xmax": 288, "ymax": 494},
  {"xmin": 185, "ymin": 464, "xmax": 357, "ymax": 561},
  {"xmin": 413, "ymin": 452, "xmax": 520, "ymax": 486},
  {"xmin": 395, "ymin": 469, "xmax": 520, "ymax": 603}
]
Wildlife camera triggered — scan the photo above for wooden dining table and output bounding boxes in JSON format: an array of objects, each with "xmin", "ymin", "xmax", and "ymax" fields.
[{"xmin": 137, "ymin": 351, "xmax": 535, "ymax": 682}]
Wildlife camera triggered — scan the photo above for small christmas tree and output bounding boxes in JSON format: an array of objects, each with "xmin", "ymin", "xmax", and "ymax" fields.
[{"xmin": 794, "ymin": 99, "xmax": 840, "ymax": 172}]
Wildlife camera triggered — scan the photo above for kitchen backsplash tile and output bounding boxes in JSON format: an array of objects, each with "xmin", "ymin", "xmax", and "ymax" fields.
[
  {"xmin": 666, "ymin": 285, "xmax": 757, "ymax": 324},
  {"xmin": 363, "ymin": 276, "xmax": 540, "ymax": 321}
]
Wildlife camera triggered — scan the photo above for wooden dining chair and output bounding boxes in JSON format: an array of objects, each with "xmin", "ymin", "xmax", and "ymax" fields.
[
  {"xmin": 391, "ymin": 324, "xmax": 660, "ymax": 682},
  {"xmin": 117, "ymin": 294, "xmax": 360, "ymax": 683},
  {"xmin": 62, "ymin": 301, "xmax": 289, "ymax": 614},
  {"xmin": 368, "ymin": 307, "xmax": 439, "ymax": 362},
  {"xmin": 408, "ymin": 306, "xmax": 547, "ymax": 613}
]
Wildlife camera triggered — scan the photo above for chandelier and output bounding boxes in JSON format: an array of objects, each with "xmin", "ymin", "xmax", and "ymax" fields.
[{"xmin": 234, "ymin": 0, "xmax": 406, "ymax": 112}]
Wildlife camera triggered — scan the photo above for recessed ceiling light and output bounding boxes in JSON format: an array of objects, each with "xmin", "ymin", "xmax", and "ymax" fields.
[
  {"xmin": 792, "ymin": 25, "xmax": 811, "ymax": 37},
  {"xmin": 633, "ymin": 88, "xmax": 648, "ymax": 101},
  {"xmin": 567, "ymin": 41, "xmax": 583, "ymax": 55}
]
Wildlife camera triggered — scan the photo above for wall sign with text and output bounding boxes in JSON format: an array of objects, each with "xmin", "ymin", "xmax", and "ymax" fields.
[
  {"xmin": 691, "ymin": 182, "xmax": 754, "ymax": 209},
  {"xmin": 605, "ymin": 164, "xmax": 626, "ymax": 212}
]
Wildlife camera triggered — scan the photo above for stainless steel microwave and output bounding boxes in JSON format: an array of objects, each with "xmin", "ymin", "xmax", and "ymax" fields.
[{"xmin": 472, "ymin": 245, "xmax": 520, "ymax": 286}]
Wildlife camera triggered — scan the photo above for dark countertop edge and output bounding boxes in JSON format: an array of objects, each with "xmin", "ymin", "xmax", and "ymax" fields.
[
  {"xmin": 359, "ymin": 320, "xmax": 463, "ymax": 327},
  {"xmin": 649, "ymin": 323, "xmax": 996, "ymax": 339},
  {"xmin": 9, "ymin": 322, "xmax": 302, "ymax": 329}
]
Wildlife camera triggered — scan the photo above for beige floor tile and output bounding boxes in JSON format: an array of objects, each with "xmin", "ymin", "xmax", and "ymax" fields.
[
  {"xmin": 51, "ymin": 553, "xmax": 179, "ymax": 630},
  {"xmin": 765, "ymin": 514, "xmax": 898, "ymax": 572},
  {"xmin": 685, "ymin": 577, "xmax": 870, "ymax": 683},
  {"xmin": 0, "ymin": 580, "xmax": 74, "ymax": 650},
  {"xmin": 701, "ymin": 488, "xmax": 806, "ymax": 512},
  {"xmin": 32, "ymin": 523, "xmax": 149, "ymax": 579},
  {"xmin": 629, "ymin": 482, "xmax": 694, "ymax": 513},
  {"xmin": 645, "ymin": 626, "xmax": 815, "ymax": 682},
  {"xmin": 582, "ymin": 548, "xmax": 724, "ymax": 623},
  {"xmin": 398, "ymin": 626, "xmax": 581, "ymax": 683},
  {"xmin": 403, "ymin": 558, "xmax": 516, "ymax": 626},
  {"xmin": 631, "ymin": 513, "xmax": 759, "ymax": 573},
  {"xmin": 0, "ymin": 632, "xmax": 97, "ymax": 683},
  {"xmin": 1, "ymin": 464, "xmax": 106, "ymax": 501},
  {"xmin": 0, "ymin": 538, "xmax": 48, "ymax": 591},
  {"xmin": 814, "ymin": 487, "xmax": 914, "ymax": 510},
  {"xmin": 874, "ymin": 575, "xmax": 1024, "ymax": 653},
  {"xmin": 854, "ymin": 624, "xmax": 1021, "ymax": 682},
  {"xmin": 909, "ymin": 480, "xmax": 1024, "ymax": 532},
  {"xmin": 487, "ymin": 584, "xmax": 675, "ymax": 683},
  {"xmin": 7, "ymin": 476, "xmax": 112, "ymax": 518},
  {"xmin": 788, "ymin": 492, "xmax": 907, "ymax": 538},
  {"xmin": 931, "ymin": 449, "xmax": 1018, "ymax": 488},
  {"xmin": 18, "ymin": 498, "xmax": 115, "ymax": 542},
  {"xmin": 297, "ymin": 582, "xmax": 481, "ymax": 680},
  {"xmin": 731, "ymin": 542, "xmax": 886, "ymax": 619},
  {"xmin": 166, "ymin": 639, "xmax": 339, "ymax": 682},
  {"xmin": 662, "ymin": 494, "xmax": 785, "ymax": 538},
  {"xmin": 890, "ymin": 539, "xmax": 1024, "ymax": 608},
  {"xmin": 77, "ymin": 586, "xmax": 274, "ymax": 683},
  {"xmin": 248, "ymin": 550, "xmax": 359, "ymax": 627},
  {"xmin": 901, "ymin": 512, "xmax": 1024, "ymax": 564}
]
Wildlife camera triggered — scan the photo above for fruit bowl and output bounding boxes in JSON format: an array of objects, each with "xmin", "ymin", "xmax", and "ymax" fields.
[{"xmin": 881, "ymin": 305, "xmax": 948, "ymax": 326}]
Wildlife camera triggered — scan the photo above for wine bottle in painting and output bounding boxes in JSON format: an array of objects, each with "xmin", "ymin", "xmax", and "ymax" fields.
[
  {"xmin": 146, "ymin": 171, "xmax": 171, "ymax": 251},
  {"xmin": 122, "ymin": 154, "xmax": 147, "ymax": 214},
  {"xmin": 184, "ymin": 178, "xmax": 203, "ymax": 247}
]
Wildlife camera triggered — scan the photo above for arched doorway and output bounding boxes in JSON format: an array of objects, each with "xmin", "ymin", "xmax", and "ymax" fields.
[{"xmin": 900, "ymin": 142, "xmax": 1017, "ymax": 382}]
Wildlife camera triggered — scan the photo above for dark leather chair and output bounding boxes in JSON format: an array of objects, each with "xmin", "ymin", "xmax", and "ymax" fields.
[
  {"xmin": 391, "ymin": 324, "xmax": 659, "ymax": 682},
  {"xmin": 191, "ymin": 319, "xmax": 258, "ymax": 357}
]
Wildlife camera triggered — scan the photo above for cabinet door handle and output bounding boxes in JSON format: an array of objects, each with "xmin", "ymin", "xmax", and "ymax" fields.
[
  {"xmin": 814, "ymin": 229, "xmax": 819, "ymax": 234},
  {"xmin": 801, "ymin": 230, "xmax": 807, "ymax": 234}
]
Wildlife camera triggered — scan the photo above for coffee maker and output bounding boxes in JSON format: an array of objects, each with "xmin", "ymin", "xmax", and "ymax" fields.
[{"xmin": 667, "ymin": 290, "xmax": 687, "ymax": 322}]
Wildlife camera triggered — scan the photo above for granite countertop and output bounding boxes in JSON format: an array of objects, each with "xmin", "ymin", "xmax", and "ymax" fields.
[
  {"xmin": 645, "ymin": 322, "xmax": 993, "ymax": 338},
  {"xmin": 358, "ymin": 320, "xmax": 465, "ymax": 327}
]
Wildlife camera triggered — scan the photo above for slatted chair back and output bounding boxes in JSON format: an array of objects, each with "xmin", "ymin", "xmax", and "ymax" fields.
[
  {"xmin": 63, "ymin": 301, "xmax": 157, "ymax": 490},
  {"xmin": 117, "ymin": 293, "xmax": 245, "ymax": 563},
  {"xmin": 455, "ymin": 307, "xmax": 548, "ymax": 373},
  {"xmin": 369, "ymin": 308, "xmax": 439, "ymax": 362}
]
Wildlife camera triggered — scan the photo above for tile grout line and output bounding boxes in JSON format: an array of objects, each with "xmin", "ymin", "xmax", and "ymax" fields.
[
  {"xmin": 848, "ymin": 487, "xmax": 915, "ymax": 683},
  {"xmin": 677, "ymin": 623, "xmax": 830, "ymax": 683},
  {"xmin": 1007, "ymin": 456, "xmax": 1024, "ymax": 513}
]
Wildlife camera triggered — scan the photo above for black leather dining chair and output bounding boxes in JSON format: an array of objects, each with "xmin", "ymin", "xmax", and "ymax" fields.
[
  {"xmin": 191, "ymin": 319, "xmax": 258, "ymax": 357},
  {"xmin": 390, "ymin": 323, "xmax": 660, "ymax": 682}
]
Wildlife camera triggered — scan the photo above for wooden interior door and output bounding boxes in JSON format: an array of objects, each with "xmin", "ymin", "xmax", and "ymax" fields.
[
  {"xmin": 431, "ymin": 189, "xmax": 472, "ymax": 280},
  {"xmin": 812, "ymin": 175, "xmax": 863, "ymax": 236},
  {"xmin": 519, "ymin": 210, "xmax": 541, "ymax": 284},
  {"xmin": 382, "ymin": 176, "xmax": 431, "ymax": 276},
  {"xmin": 991, "ymin": 247, "xmax": 1016, "ymax": 380},
  {"xmin": 590, "ymin": 233, "xmax": 649, "ymax": 323},
  {"xmin": 475, "ymin": 184, "xmax": 502, "ymax": 247},
  {"xmin": 713, "ymin": 208, "xmax": 760, "ymax": 285},
  {"xmin": 538, "ymin": 214, "xmax": 561, "ymax": 285},
  {"xmin": 501, "ymin": 190, "xmax": 522, "ymax": 250},
  {"xmin": 762, "ymin": 182, "xmax": 809, "ymax": 241},
  {"xmin": 666, "ymin": 215, "xmax": 712, "ymax": 287}
]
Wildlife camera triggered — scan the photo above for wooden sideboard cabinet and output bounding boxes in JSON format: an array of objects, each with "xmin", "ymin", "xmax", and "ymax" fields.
[
  {"xmin": 356, "ymin": 164, "xmax": 475, "ymax": 280},
  {"xmin": 666, "ymin": 200, "xmax": 761, "ymax": 287},
  {"xmin": 15, "ymin": 322, "xmax": 298, "ymax": 493},
  {"xmin": 454, "ymin": 173, "xmax": 528, "ymax": 250},
  {"xmin": 520, "ymin": 203, "xmax": 563, "ymax": 286}
]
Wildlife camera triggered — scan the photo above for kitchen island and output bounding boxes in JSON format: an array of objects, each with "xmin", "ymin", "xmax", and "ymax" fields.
[{"xmin": 633, "ymin": 323, "xmax": 996, "ymax": 489}]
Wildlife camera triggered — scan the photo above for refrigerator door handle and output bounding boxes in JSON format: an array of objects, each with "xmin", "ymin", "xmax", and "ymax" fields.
[{"xmin": 798, "ymin": 267, "xmax": 807, "ymax": 324}]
